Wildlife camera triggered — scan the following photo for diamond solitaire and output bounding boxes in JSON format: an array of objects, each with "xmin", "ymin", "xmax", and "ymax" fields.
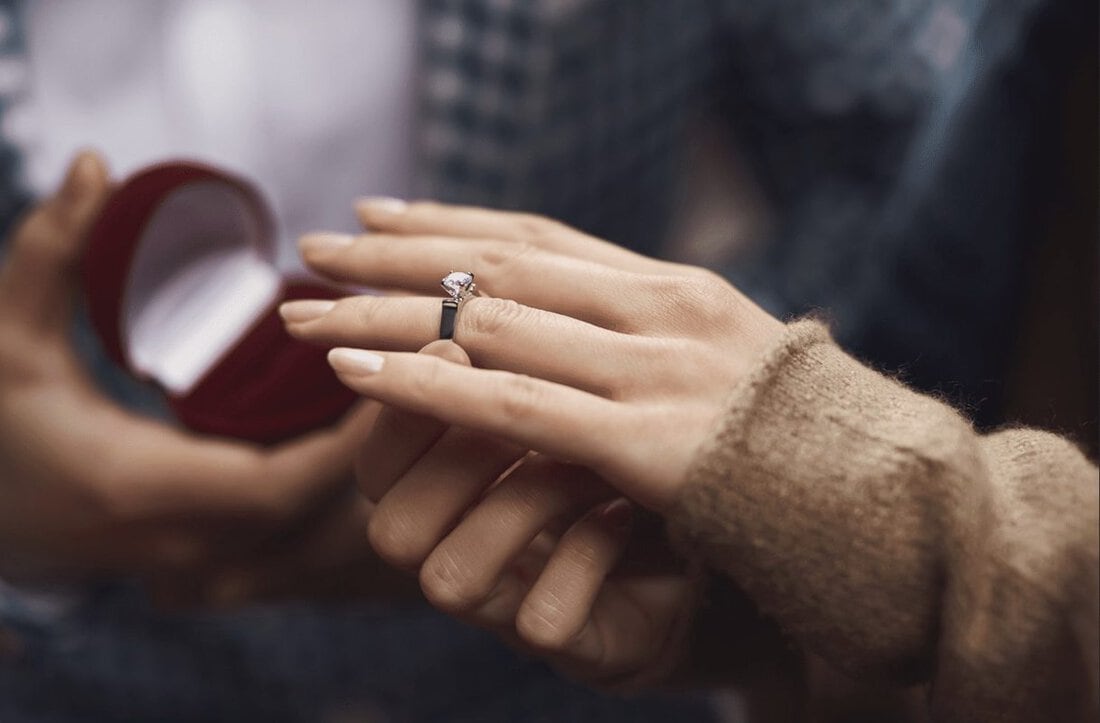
[{"xmin": 441, "ymin": 271, "xmax": 477, "ymax": 301}]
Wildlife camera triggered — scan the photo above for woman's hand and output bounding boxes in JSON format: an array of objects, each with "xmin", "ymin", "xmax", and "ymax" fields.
[
  {"xmin": 351, "ymin": 340, "xmax": 704, "ymax": 688},
  {"xmin": 282, "ymin": 200, "xmax": 784, "ymax": 511}
]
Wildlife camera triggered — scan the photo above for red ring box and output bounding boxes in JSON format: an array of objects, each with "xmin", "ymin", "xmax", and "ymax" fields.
[{"xmin": 82, "ymin": 161, "xmax": 357, "ymax": 444}]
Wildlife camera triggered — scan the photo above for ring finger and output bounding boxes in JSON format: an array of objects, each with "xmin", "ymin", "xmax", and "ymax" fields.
[
  {"xmin": 282, "ymin": 295, "xmax": 648, "ymax": 398},
  {"xmin": 298, "ymin": 232, "xmax": 660, "ymax": 333}
]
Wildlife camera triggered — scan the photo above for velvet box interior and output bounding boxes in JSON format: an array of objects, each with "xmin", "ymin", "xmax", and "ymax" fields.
[{"xmin": 83, "ymin": 161, "xmax": 357, "ymax": 444}]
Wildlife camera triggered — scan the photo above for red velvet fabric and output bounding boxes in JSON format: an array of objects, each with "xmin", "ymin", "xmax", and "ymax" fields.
[{"xmin": 82, "ymin": 162, "xmax": 357, "ymax": 444}]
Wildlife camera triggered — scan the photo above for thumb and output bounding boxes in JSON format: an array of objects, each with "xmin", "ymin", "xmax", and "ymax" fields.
[{"xmin": 0, "ymin": 151, "xmax": 112, "ymax": 333}]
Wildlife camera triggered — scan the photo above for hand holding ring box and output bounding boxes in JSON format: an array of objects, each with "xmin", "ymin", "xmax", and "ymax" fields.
[{"xmin": 82, "ymin": 161, "xmax": 357, "ymax": 444}]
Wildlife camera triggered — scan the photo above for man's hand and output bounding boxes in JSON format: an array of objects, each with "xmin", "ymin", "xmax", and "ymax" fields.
[
  {"xmin": 0, "ymin": 152, "xmax": 410, "ymax": 603},
  {"xmin": 334, "ymin": 340, "xmax": 703, "ymax": 689}
]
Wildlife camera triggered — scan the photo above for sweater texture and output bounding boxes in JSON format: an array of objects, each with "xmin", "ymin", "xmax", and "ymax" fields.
[{"xmin": 669, "ymin": 320, "xmax": 1099, "ymax": 722}]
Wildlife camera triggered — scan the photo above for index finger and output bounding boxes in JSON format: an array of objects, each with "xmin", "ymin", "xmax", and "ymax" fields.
[{"xmin": 32, "ymin": 402, "xmax": 370, "ymax": 574}]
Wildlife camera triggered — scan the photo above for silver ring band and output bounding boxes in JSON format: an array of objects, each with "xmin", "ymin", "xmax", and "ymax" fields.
[{"xmin": 439, "ymin": 271, "xmax": 478, "ymax": 340}]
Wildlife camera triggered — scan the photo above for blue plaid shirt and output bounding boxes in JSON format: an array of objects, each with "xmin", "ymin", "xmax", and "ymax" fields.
[{"xmin": 0, "ymin": 0, "xmax": 1083, "ymax": 720}]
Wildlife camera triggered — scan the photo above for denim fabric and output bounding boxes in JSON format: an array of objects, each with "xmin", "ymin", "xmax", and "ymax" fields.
[{"xmin": 0, "ymin": 584, "xmax": 717, "ymax": 723}]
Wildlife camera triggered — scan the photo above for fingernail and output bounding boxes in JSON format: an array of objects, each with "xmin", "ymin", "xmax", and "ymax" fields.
[
  {"xmin": 357, "ymin": 196, "xmax": 408, "ymax": 215},
  {"xmin": 598, "ymin": 498, "xmax": 633, "ymax": 532},
  {"xmin": 279, "ymin": 299, "xmax": 336, "ymax": 323},
  {"xmin": 299, "ymin": 233, "xmax": 354, "ymax": 255},
  {"xmin": 329, "ymin": 348, "xmax": 385, "ymax": 375}
]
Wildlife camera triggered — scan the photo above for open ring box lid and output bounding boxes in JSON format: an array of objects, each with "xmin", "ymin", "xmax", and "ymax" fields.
[{"xmin": 83, "ymin": 161, "xmax": 357, "ymax": 444}]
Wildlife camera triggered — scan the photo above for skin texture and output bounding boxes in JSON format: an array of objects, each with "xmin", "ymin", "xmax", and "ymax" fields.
[
  {"xmin": 283, "ymin": 199, "xmax": 786, "ymax": 684},
  {"xmin": 0, "ymin": 153, "xmax": 415, "ymax": 605}
]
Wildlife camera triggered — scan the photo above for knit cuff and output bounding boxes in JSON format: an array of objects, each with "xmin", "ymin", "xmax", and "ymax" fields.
[
  {"xmin": 666, "ymin": 316, "xmax": 831, "ymax": 564},
  {"xmin": 667, "ymin": 317, "xmax": 955, "ymax": 680}
]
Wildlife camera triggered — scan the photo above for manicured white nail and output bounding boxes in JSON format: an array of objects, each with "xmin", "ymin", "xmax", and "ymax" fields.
[
  {"xmin": 328, "ymin": 348, "xmax": 385, "ymax": 375},
  {"xmin": 358, "ymin": 196, "xmax": 408, "ymax": 215},
  {"xmin": 279, "ymin": 300, "xmax": 336, "ymax": 323},
  {"xmin": 299, "ymin": 233, "xmax": 354, "ymax": 254}
]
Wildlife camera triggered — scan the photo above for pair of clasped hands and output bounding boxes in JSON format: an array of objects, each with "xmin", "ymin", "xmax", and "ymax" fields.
[{"xmin": 0, "ymin": 153, "xmax": 780, "ymax": 686}]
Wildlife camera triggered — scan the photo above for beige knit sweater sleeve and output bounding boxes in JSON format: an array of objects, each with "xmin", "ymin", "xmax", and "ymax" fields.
[{"xmin": 668, "ymin": 320, "xmax": 1099, "ymax": 722}]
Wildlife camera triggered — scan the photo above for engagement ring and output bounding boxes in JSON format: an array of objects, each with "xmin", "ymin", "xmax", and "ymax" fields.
[{"xmin": 439, "ymin": 271, "xmax": 478, "ymax": 339}]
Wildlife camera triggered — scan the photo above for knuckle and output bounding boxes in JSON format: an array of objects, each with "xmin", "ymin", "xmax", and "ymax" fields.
[
  {"xmin": 475, "ymin": 240, "xmax": 536, "ymax": 275},
  {"xmin": 492, "ymin": 478, "xmax": 550, "ymax": 526},
  {"xmin": 497, "ymin": 373, "xmax": 545, "ymax": 425},
  {"xmin": 640, "ymin": 275, "xmax": 694, "ymax": 319},
  {"xmin": 407, "ymin": 355, "xmax": 447, "ymax": 400},
  {"xmin": 463, "ymin": 297, "xmax": 527, "ymax": 338},
  {"xmin": 513, "ymin": 213, "xmax": 567, "ymax": 243},
  {"xmin": 367, "ymin": 507, "xmax": 430, "ymax": 569},
  {"xmin": 347, "ymin": 296, "xmax": 383, "ymax": 327},
  {"xmin": 496, "ymin": 462, "xmax": 596, "ymax": 519},
  {"xmin": 664, "ymin": 273, "xmax": 732, "ymax": 328},
  {"xmin": 563, "ymin": 534, "xmax": 605, "ymax": 572},
  {"xmin": 516, "ymin": 591, "xmax": 576, "ymax": 651},
  {"xmin": 419, "ymin": 547, "xmax": 487, "ymax": 614},
  {"xmin": 677, "ymin": 271, "xmax": 730, "ymax": 303}
]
